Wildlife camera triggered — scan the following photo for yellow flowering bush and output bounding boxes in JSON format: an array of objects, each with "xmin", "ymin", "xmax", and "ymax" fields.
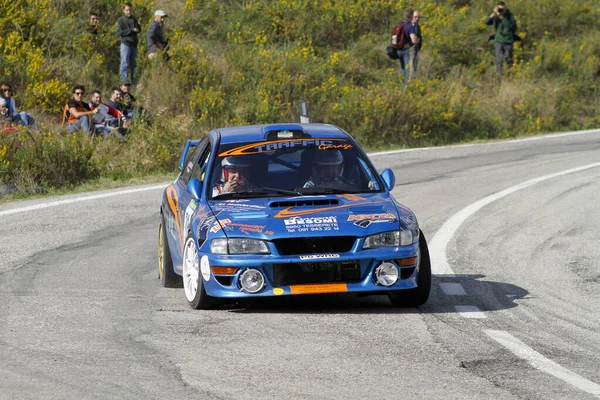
[{"xmin": 1, "ymin": 0, "xmax": 599, "ymax": 191}]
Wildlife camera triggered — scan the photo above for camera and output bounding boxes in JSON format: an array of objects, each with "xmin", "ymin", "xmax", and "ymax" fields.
[{"xmin": 498, "ymin": 7, "xmax": 505, "ymax": 13}]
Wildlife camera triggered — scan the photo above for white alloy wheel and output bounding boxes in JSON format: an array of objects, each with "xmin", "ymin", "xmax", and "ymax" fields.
[{"xmin": 183, "ymin": 237, "xmax": 200, "ymax": 302}]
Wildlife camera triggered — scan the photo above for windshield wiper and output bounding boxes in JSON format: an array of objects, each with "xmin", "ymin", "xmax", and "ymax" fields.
[
  {"xmin": 296, "ymin": 187, "xmax": 360, "ymax": 195},
  {"xmin": 212, "ymin": 188, "xmax": 299, "ymax": 200},
  {"xmin": 256, "ymin": 187, "xmax": 302, "ymax": 196}
]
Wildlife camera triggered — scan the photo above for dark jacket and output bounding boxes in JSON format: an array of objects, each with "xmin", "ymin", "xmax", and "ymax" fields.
[
  {"xmin": 146, "ymin": 20, "xmax": 166, "ymax": 53},
  {"xmin": 485, "ymin": 9, "xmax": 517, "ymax": 44},
  {"xmin": 117, "ymin": 15, "xmax": 142, "ymax": 47},
  {"xmin": 408, "ymin": 22, "xmax": 423, "ymax": 50}
]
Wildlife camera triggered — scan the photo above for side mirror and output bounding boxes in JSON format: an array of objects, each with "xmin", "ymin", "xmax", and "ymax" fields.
[
  {"xmin": 187, "ymin": 178, "xmax": 203, "ymax": 200},
  {"xmin": 179, "ymin": 139, "xmax": 201, "ymax": 170},
  {"xmin": 380, "ymin": 168, "xmax": 395, "ymax": 191}
]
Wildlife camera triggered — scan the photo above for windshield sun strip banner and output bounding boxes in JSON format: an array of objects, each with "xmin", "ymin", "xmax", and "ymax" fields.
[{"xmin": 218, "ymin": 138, "xmax": 353, "ymax": 157}]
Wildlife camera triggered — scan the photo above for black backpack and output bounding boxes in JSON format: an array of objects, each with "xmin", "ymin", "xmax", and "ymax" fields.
[{"xmin": 386, "ymin": 44, "xmax": 398, "ymax": 60}]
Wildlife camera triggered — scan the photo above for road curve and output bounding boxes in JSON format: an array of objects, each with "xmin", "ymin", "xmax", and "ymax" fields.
[{"xmin": 1, "ymin": 130, "xmax": 599, "ymax": 399}]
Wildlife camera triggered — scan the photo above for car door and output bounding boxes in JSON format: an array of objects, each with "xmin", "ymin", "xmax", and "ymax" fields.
[
  {"xmin": 164, "ymin": 138, "xmax": 209, "ymax": 265},
  {"xmin": 175, "ymin": 137, "xmax": 215, "ymax": 246}
]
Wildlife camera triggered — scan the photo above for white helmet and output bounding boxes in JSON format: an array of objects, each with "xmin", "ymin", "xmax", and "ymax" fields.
[{"xmin": 221, "ymin": 155, "xmax": 252, "ymax": 182}]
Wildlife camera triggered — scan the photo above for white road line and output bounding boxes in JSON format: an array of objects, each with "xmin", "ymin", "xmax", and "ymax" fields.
[
  {"xmin": 369, "ymin": 129, "xmax": 600, "ymax": 157},
  {"xmin": 455, "ymin": 305, "xmax": 487, "ymax": 319},
  {"xmin": 0, "ymin": 184, "xmax": 167, "ymax": 217},
  {"xmin": 429, "ymin": 162, "xmax": 600, "ymax": 276},
  {"xmin": 485, "ymin": 330, "xmax": 600, "ymax": 398},
  {"xmin": 440, "ymin": 283, "xmax": 466, "ymax": 296}
]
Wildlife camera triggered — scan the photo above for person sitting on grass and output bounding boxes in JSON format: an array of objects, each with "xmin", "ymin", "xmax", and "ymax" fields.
[
  {"xmin": 62, "ymin": 85, "xmax": 98, "ymax": 136},
  {"xmin": 119, "ymin": 80, "xmax": 138, "ymax": 120},
  {"xmin": 1, "ymin": 84, "xmax": 36, "ymax": 128},
  {"xmin": 89, "ymin": 90, "xmax": 128, "ymax": 138},
  {"xmin": 0, "ymin": 97, "xmax": 21, "ymax": 133}
]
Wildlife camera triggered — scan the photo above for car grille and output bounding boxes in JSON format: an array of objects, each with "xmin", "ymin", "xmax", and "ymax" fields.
[
  {"xmin": 272, "ymin": 260, "xmax": 361, "ymax": 286},
  {"xmin": 274, "ymin": 236, "xmax": 356, "ymax": 256}
]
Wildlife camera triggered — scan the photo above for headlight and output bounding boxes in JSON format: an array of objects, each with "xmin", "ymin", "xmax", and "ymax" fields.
[
  {"xmin": 210, "ymin": 238, "xmax": 270, "ymax": 254},
  {"xmin": 363, "ymin": 229, "xmax": 418, "ymax": 249}
]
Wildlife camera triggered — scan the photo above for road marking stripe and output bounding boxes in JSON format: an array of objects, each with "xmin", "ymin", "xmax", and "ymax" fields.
[
  {"xmin": 0, "ymin": 184, "xmax": 167, "ymax": 217},
  {"xmin": 369, "ymin": 129, "xmax": 600, "ymax": 157},
  {"xmin": 485, "ymin": 330, "xmax": 600, "ymax": 397},
  {"xmin": 455, "ymin": 305, "xmax": 487, "ymax": 319},
  {"xmin": 440, "ymin": 283, "xmax": 466, "ymax": 296},
  {"xmin": 429, "ymin": 162, "xmax": 600, "ymax": 276}
]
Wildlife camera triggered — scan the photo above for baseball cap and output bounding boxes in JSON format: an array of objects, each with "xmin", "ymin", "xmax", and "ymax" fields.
[
  {"xmin": 120, "ymin": 79, "xmax": 131, "ymax": 86},
  {"xmin": 154, "ymin": 10, "xmax": 167, "ymax": 17}
]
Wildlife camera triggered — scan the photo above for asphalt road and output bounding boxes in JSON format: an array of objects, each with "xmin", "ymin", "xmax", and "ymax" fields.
[{"xmin": 1, "ymin": 130, "xmax": 599, "ymax": 399}]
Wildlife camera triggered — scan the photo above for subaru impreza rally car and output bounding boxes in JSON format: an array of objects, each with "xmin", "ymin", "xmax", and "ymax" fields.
[{"xmin": 158, "ymin": 123, "xmax": 431, "ymax": 309}]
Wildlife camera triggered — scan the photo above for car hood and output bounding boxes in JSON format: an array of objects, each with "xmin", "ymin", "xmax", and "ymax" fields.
[{"xmin": 207, "ymin": 193, "xmax": 417, "ymax": 239}]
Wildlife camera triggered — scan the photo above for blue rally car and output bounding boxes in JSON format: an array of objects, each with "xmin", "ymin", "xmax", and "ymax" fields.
[{"xmin": 158, "ymin": 123, "xmax": 431, "ymax": 309}]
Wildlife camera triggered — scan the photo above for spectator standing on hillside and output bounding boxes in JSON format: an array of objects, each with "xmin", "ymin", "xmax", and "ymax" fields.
[
  {"xmin": 485, "ymin": 1, "xmax": 518, "ymax": 74},
  {"xmin": 89, "ymin": 11, "xmax": 99, "ymax": 35},
  {"xmin": 116, "ymin": 2, "xmax": 141, "ymax": 83},
  {"xmin": 147, "ymin": 10, "xmax": 169, "ymax": 60},
  {"xmin": 0, "ymin": 84, "xmax": 36, "ymax": 127},
  {"xmin": 408, "ymin": 11, "xmax": 423, "ymax": 80},
  {"xmin": 62, "ymin": 85, "xmax": 98, "ymax": 136},
  {"xmin": 393, "ymin": 8, "xmax": 413, "ymax": 86}
]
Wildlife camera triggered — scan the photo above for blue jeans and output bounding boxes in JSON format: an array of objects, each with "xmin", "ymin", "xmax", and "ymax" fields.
[
  {"xmin": 396, "ymin": 48, "xmax": 411, "ymax": 85},
  {"xmin": 409, "ymin": 46, "xmax": 420, "ymax": 79},
  {"xmin": 66, "ymin": 116, "xmax": 94, "ymax": 136},
  {"xmin": 105, "ymin": 117, "xmax": 120, "ymax": 127},
  {"xmin": 11, "ymin": 112, "xmax": 35, "ymax": 127},
  {"xmin": 120, "ymin": 44, "xmax": 138, "ymax": 83}
]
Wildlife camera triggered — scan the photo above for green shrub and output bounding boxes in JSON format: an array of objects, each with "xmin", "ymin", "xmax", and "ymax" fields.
[{"xmin": 1, "ymin": 0, "xmax": 600, "ymax": 191}]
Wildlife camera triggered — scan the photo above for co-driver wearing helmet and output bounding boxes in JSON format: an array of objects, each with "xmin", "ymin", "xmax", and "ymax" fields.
[
  {"xmin": 303, "ymin": 150, "xmax": 346, "ymax": 188},
  {"xmin": 212, "ymin": 156, "xmax": 252, "ymax": 197}
]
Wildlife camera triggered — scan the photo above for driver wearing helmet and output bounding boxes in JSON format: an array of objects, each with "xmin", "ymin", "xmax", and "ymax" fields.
[
  {"xmin": 303, "ymin": 149, "xmax": 346, "ymax": 188},
  {"xmin": 212, "ymin": 156, "xmax": 253, "ymax": 196}
]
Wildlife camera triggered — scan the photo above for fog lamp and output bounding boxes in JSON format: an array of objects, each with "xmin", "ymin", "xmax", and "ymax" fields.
[
  {"xmin": 239, "ymin": 269, "xmax": 265, "ymax": 294},
  {"xmin": 375, "ymin": 262, "xmax": 399, "ymax": 287}
]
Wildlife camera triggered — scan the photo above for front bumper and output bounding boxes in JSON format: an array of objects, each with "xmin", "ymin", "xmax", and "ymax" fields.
[{"xmin": 200, "ymin": 243, "xmax": 420, "ymax": 298}]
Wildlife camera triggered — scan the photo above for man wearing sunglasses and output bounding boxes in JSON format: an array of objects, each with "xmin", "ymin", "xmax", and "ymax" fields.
[
  {"xmin": 62, "ymin": 85, "xmax": 98, "ymax": 135},
  {"xmin": 0, "ymin": 84, "xmax": 36, "ymax": 128}
]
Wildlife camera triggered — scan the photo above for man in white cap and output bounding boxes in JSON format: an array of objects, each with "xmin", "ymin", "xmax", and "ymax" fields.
[{"xmin": 147, "ymin": 10, "xmax": 168, "ymax": 60}]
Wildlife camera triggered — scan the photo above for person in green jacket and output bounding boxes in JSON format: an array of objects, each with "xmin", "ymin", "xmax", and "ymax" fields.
[{"xmin": 485, "ymin": 1, "xmax": 518, "ymax": 73}]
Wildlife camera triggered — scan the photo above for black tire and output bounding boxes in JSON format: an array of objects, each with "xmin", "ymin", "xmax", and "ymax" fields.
[
  {"xmin": 158, "ymin": 213, "xmax": 182, "ymax": 288},
  {"xmin": 388, "ymin": 230, "xmax": 431, "ymax": 307},
  {"xmin": 182, "ymin": 234, "xmax": 221, "ymax": 310}
]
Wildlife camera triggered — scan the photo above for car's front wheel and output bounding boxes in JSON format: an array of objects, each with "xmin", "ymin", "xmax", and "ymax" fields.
[
  {"xmin": 388, "ymin": 230, "xmax": 431, "ymax": 307},
  {"xmin": 182, "ymin": 234, "xmax": 220, "ymax": 310}
]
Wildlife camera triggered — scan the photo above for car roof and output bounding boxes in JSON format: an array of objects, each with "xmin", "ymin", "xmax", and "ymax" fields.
[{"xmin": 210, "ymin": 123, "xmax": 352, "ymax": 144}]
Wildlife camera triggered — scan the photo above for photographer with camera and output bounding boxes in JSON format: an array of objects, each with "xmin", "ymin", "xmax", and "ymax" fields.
[{"xmin": 485, "ymin": 1, "xmax": 518, "ymax": 74}]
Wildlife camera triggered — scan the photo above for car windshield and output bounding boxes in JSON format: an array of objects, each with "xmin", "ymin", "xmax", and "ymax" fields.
[{"xmin": 209, "ymin": 137, "xmax": 383, "ymax": 199}]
